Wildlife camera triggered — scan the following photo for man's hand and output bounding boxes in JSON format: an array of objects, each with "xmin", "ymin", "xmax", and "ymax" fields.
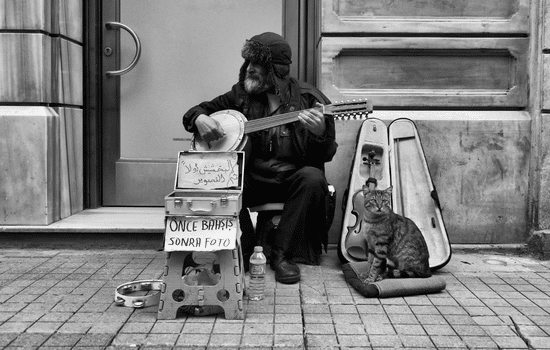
[
  {"xmin": 298, "ymin": 104, "xmax": 326, "ymax": 137},
  {"xmin": 195, "ymin": 114, "xmax": 225, "ymax": 143}
]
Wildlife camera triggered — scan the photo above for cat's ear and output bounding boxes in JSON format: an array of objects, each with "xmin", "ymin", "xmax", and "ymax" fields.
[{"xmin": 385, "ymin": 186, "xmax": 393, "ymax": 195}]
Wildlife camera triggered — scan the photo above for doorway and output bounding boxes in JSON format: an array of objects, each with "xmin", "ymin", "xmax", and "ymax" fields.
[{"xmin": 101, "ymin": 0, "xmax": 284, "ymax": 206}]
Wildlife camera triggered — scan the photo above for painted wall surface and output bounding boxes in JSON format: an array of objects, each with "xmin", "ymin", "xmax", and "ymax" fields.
[{"xmin": 326, "ymin": 112, "xmax": 531, "ymax": 244}]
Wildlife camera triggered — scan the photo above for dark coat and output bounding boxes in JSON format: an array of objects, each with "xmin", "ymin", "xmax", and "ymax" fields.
[{"xmin": 182, "ymin": 78, "xmax": 338, "ymax": 180}]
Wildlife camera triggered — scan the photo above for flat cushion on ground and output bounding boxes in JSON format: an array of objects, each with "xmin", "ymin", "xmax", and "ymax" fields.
[{"xmin": 341, "ymin": 261, "xmax": 446, "ymax": 298}]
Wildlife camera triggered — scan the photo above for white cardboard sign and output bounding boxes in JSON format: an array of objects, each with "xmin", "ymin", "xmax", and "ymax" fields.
[
  {"xmin": 164, "ymin": 216, "xmax": 236, "ymax": 251},
  {"xmin": 176, "ymin": 152, "xmax": 241, "ymax": 190}
]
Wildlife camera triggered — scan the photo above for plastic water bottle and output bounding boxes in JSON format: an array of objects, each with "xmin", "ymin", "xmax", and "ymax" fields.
[{"xmin": 248, "ymin": 246, "xmax": 266, "ymax": 301}]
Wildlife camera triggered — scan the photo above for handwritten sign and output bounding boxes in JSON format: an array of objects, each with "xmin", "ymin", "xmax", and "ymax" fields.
[
  {"xmin": 164, "ymin": 216, "xmax": 237, "ymax": 251},
  {"xmin": 176, "ymin": 152, "xmax": 241, "ymax": 190}
]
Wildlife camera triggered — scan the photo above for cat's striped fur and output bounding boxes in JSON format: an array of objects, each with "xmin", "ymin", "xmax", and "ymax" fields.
[{"xmin": 360, "ymin": 186, "xmax": 431, "ymax": 283}]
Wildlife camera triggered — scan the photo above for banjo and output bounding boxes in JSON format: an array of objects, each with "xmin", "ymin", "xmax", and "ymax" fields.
[{"xmin": 192, "ymin": 100, "xmax": 373, "ymax": 152}]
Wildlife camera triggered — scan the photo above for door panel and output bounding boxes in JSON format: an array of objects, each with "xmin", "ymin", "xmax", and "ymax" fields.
[{"xmin": 102, "ymin": 0, "xmax": 283, "ymax": 205}]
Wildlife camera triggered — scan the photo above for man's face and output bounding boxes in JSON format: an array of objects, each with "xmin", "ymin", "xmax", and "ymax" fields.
[{"xmin": 244, "ymin": 62, "xmax": 272, "ymax": 94}]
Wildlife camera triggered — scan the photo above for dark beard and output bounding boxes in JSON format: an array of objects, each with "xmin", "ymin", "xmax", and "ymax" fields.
[{"xmin": 244, "ymin": 74, "xmax": 272, "ymax": 95}]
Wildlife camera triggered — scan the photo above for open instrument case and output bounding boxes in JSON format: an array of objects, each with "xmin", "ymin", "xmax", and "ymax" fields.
[{"xmin": 339, "ymin": 118, "xmax": 452, "ymax": 271}]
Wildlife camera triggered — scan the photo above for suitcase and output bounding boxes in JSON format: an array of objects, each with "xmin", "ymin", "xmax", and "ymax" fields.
[
  {"xmin": 164, "ymin": 151, "xmax": 244, "ymax": 252},
  {"xmin": 339, "ymin": 118, "xmax": 451, "ymax": 270}
]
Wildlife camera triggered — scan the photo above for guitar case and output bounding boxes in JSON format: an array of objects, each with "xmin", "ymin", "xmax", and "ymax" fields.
[{"xmin": 338, "ymin": 118, "xmax": 452, "ymax": 271}]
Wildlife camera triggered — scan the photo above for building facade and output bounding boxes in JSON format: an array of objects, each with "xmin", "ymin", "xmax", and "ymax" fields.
[{"xmin": 1, "ymin": 0, "xmax": 549, "ymax": 248}]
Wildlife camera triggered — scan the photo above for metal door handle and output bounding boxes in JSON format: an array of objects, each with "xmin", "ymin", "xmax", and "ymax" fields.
[{"xmin": 105, "ymin": 22, "xmax": 142, "ymax": 76}]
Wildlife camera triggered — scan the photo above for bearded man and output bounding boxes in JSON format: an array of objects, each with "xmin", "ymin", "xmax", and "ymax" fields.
[{"xmin": 182, "ymin": 32, "xmax": 337, "ymax": 284}]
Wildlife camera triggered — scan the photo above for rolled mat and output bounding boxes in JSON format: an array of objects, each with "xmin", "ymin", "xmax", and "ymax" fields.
[{"xmin": 342, "ymin": 262, "xmax": 446, "ymax": 298}]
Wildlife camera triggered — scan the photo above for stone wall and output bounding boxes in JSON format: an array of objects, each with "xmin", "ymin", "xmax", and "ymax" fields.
[{"xmin": 0, "ymin": 0, "xmax": 83, "ymax": 225}]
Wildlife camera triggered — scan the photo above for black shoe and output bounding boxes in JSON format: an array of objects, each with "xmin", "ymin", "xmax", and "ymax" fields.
[{"xmin": 271, "ymin": 256, "xmax": 300, "ymax": 284}]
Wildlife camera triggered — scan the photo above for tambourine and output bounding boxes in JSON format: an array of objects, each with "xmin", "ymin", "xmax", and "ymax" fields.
[{"xmin": 114, "ymin": 280, "xmax": 163, "ymax": 308}]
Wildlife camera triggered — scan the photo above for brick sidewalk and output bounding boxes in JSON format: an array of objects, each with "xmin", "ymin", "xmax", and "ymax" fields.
[{"xmin": 0, "ymin": 247, "xmax": 549, "ymax": 349}]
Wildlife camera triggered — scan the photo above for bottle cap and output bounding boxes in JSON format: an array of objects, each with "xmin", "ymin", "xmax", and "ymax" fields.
[{"xmin": 253, "ymin": 246, "xmax": 263, "ymax": 252}]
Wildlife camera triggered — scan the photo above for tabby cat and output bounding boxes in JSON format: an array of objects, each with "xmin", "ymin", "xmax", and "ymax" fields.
[{"xmin": 360, "ymin": 186, "xmax": 431, "ymax": 283}]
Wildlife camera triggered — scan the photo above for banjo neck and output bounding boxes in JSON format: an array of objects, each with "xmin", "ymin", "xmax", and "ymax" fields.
[
  {"xmin": 243, "ymin": 100, "xmax": 372, "ymax": 133},
  {"xmin": 244, "ymin": 108, "xmax": 310, "ymax": 134}
]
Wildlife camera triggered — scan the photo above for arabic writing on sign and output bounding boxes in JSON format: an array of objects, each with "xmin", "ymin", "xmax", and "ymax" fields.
[{"xmin": 176, "ymin": 152, "xmax": 240, "ymax": 190}]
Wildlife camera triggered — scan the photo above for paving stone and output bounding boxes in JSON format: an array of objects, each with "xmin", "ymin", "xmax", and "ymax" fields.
[
  {"xmin": 393, "ymin": 323, "xmax": 425, "ymax": 335},
  {"xmin": 305, "ymin": 323, "xmax": 335, "ymax": 335},
  {"xmin": 181, "ymin": 322, "xmax": 214, "ymax": 334},
  {"xmin": 205, "ymin": 333, "xmax": 240, "ymax": 347},
  {"xmin": 304, "ymin": 334, "xmax": 338, "ymax": 347},
  {"xmin": 87, "ymin": 321, "xmax": 124, "ymax": 334},
  {"xmin": 409, "ymin": 305, "xmax": 440, "ymax": 314},
  {"xmin": 150, "ymin": 320, "xmax": 185, "ymax": 333},
  {"xmin": 240, "ymin": 333, "xmax": 273, "ymax": 347},
  {"xmin": 516, "ymin": 324, "xmax": 548, "ymax": 337},
  {"xmin": 356, "ymin": 304, "xmax": 385, "ymax": 315},
  {"xmin": 303, "ymin": 313, "xmax": 332, "ymax": 324},
  {"xmin": 473, "ymin": 315, "xmax": 507, "ymax": 326},
  {"xmin": 0, "ymin": 333, "xmax": 18, "ymax": 347},
  {"xmin": 143, "ymin": 333, "xmax": 178, "ymax": 346},
  {"xmin": 332, "ymin": 313, "xmax": 362, "ymax": 324},
  {"xmin": 274, "ymin": 312, "xmax": 302, "ymax": 323},
  {"xmin": 111, "ymin": 333, "xmax": 146, "ymax": 347},
  {"xmin": 243, "ymin": 323, "xmax": 274, "ymax": 334},
  {"xmin": 399, "ymin": 334, "xmax": 434, "ymax": 348},
  {"xmin": 383, "ymin": 305, "xmax": 413, "ymax": 314},
  {"xmin": 0, "ymin": 322, "xmax": 32, "ymax": 333},
  {"xmin": 40, "ymin": 333, "xmax": 81, "ymax": 347},
  {"xmin": 38, "ymin": 311, "xmax": 73, "ymax": 322},
  {"xmin": 364, "ymin": 322, "xmax": 396, "ymax": 335},
  {"xmin": 274, "ymin": 323, "xmax": 302, "ymax": 335},
  {"xmin": 119, "ymin": 322, "xmax": 154, "ymax": 333},
  {"xmin": 423, "ymin": 324, "xmax": 457, "ymax": 336},
  {"xmin": 0, "ymin": 312, "xmax": 15, "ymax": 322},
  {"xmin": 272, "ymin": 334, "xmax": 304, "ymax": 347},
  {"xmin": 491, "ymin": 336, "xmax": 530, "ymax": 349},
  {"xmin": 74, "ymin": 333, "xmax": 114, "ymax": 347},
  {"xmin": 242, "ymin": 312, "xmax": 274, "ymax": 324},
  {"xmin": 430, "ymin": 335, "xmax": 467, "ymax": 348},
  {"xmin": 528, "ymin": 336, "xmax": 550, "ymax": 349},
  {"xmin": 367, "ymin": 334, "xmax": 401, "ymax": 348},
  {"xmin": 461, "ymin": 335, "xmax": 499, "ymax": 349},
  {"xmin": 387, "ymin": 313, "xmax": 419, "ymax": 324},
  {"xmin": 8, "ymin": 312, "xmax": 44, "ymax": 323},
  {"xmin": 56, "ymin": 322, "xmax": 93, "ymax": 334},
  {"xmin": 10, "ymin": 332, "xmax": 50, "ymax": 347}
]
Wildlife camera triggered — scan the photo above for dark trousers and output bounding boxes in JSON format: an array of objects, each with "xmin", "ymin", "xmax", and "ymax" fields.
[{"xmin": 239, "ymin": 166, "xmax": 328, "ymax": 264}]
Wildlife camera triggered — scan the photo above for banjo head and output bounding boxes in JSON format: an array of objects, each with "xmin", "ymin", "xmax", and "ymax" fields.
[{"xmin": 192, "ymin": 109, "xmax": 247, "ymax": 152}]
